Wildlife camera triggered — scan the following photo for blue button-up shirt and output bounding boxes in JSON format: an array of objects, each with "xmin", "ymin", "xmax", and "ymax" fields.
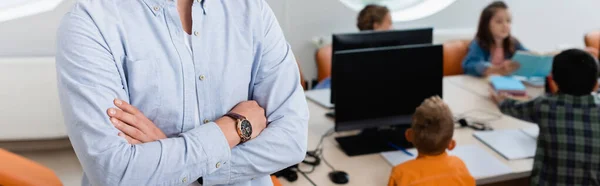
[{"xmin": 55, "ymin": 0, "xmax": 309, "ymax": 185}]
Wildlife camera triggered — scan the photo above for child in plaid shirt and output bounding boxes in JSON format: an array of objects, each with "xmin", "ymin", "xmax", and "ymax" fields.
[{"xmin": 491, "ymin": 49, "xmax": 600, "ymax": 185}]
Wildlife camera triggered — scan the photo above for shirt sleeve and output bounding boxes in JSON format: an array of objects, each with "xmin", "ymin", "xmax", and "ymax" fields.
[
  {"xmin": 202, "ymin": 0, "xmax": 309, "ymax": 184},
  {"xmin": 56, "ymin": 11, "xmax": 231, "ymax": 186},
  {"xmin": 462, "ymin": 41, "xmax": 492, "ymax": 77},
  {"xmin": 499, "ymin": 97, "xmax": 541, "ymax": 123}
]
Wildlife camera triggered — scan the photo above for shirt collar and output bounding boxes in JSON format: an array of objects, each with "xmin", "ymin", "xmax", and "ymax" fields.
[
  {"xmin": 552, "ymin": 93, "xmax": 598, "ymax": 105},
  {"xmin": 141, "ymin": 0, "xmax": 207, "ymax": 16},
  {"xmin": 141, "ymin": 0, "xmax": 167, "ymax": 16},
  {"xmin": 416, "ymin": 151, "xmax": 449, "ymax": 160}
]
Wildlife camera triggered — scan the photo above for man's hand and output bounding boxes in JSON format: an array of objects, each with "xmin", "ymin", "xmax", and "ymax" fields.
[
  {"xmin": 228, "ymin": 101, "xmax": 267, "ymax": 139},
  {"xmin": 107, "ymin": 99, "xmax": 166, "ymax": 144},
  {"xmin": 215, "ymin": 100, "xmax": 267, "ymax": 148}
]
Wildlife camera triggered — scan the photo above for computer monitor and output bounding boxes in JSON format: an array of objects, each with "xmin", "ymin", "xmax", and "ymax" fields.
[
  {"xmin": 330, "ymin": 27, "xmax": 433, "ymax": 104},
  {"xmin": 332, "ymin": 44, "xmax": 443, "ymax": 156}
]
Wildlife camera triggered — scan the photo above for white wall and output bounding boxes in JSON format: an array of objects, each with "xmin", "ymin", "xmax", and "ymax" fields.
[
  {"xmin": 0, "ymin": 0, "xmax": 75, "ymax": 57},
  {"xmin": 1, "ymin": 0, "xmax": 599, "ymax": 81}
]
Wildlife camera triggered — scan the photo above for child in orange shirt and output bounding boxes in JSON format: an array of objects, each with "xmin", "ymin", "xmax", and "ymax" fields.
[{"xmin": 388, "ymin": 96, "xmax": 475, "ymax": 186}]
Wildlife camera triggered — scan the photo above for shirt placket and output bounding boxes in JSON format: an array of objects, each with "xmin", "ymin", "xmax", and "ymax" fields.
[
  {"xmin": 191, "ymin": 0, "xmax": 209, "ymax": 130},
  {"xmin": 164, "ymin": 2, "xmax": 197, "ymax": 133}
]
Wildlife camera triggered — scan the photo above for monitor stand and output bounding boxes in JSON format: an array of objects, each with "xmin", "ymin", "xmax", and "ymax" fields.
[{"xmin": 335, "ymin": 125, "xmax": 413, "ymax": 157}]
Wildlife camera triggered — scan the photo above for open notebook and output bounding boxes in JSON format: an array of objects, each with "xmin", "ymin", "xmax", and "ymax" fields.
[
  {"xmin": 473, "ymin": 127, "xmax": 539, "ymax": 160},
  {"xmin": 511, "ymin": 51, "xmax": 554, "ymax": 87},
  {"xmin": 511, "ymin": 51, "xmax": 553, "ymax": 78},
  {"xmin": 304, "ymin": 88, "xmax": 334, "ymax": 109},
  {"xmin": 380, "ymin": 145, "xmax": 513, "ymax": 179}
]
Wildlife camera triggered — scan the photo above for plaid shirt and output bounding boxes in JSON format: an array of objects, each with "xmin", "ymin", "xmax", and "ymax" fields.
[{"xmin": 500, "ymin": 93, "xmax": 600, "ymax": 186}]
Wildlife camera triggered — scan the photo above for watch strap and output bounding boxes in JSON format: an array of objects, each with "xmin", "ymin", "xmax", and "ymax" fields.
[
  {"xmin": 225, "ymin": 112, "xmax": 246, "ymax": 121},
  {"xmin": 224, "ymin": 112, "xmax": 251, "ymax": 143}
]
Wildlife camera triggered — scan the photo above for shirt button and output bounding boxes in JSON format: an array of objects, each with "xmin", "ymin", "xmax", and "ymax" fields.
[
  {"xmin": 153, "ymin": 6, "xmax": 160, "ymax": 11},
  {"xmin": 204, "ymin": 119, "xmax": 210, "ymax": 124},
  {"xmin": 216, "ymin": 162, "xmax": 221, "ymax": 168},
  {"xmin": 194, "ymin": 31, "xmax": 200, "ymax": 36},
  {"xmin": 182, "ymin": 177, "xmax": 187, "ymax": 183},
  {"xmin": 199, "ymin": 75, "xmax": 205, "ymax": 81}
]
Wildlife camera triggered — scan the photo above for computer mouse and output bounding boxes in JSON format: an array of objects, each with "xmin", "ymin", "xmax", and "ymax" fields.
[{"xmin": 328, "ymin": 171, "xmax": 349, "ymax": 184}]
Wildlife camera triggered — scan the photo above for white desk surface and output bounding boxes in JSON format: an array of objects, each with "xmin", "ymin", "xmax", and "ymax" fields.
[
  {"xmin": 446, "ymin": 75, "xmax": 545, "ymax": 99},
  {"xmin": 283, "ymin": 75, "xmax": 542, "ymax": 186}
]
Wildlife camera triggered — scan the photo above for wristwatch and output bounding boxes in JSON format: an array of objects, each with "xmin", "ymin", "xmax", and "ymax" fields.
[{"xmin": 224, "ymin": 112, "xmax": 253, "ymax": 143}]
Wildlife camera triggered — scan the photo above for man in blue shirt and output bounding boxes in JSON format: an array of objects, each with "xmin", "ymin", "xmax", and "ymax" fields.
[{"xmin": 55, "ymin": 0, "xmax": 309, "ymax": 185}]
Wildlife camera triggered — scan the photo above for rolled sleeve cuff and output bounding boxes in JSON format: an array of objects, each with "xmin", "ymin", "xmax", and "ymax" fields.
[
  {"xmin": 202, "ymin": 153, "xmax": 232, "ymax": 185},
  {"xmin": 475, "ymin": 62, "xmax": 492, "ymax": 76},
  {"xmin": 181, "ymin": 122, "xmax": 231, "ymax": 180}
]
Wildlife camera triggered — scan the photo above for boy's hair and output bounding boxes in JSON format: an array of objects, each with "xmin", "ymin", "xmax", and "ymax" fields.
[
  {"xmin": 411, "ymin": 97, "xmax": 454, "ymax": 155},
  {"xmin": 552, "ymin": 49, "xmax": 599, "ymax": 96},
  {"xmin": 356, "ymin": 4, "xmax": 389, "ymax": 31}
]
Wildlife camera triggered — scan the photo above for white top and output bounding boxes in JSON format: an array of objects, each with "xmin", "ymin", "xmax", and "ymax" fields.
[
  {"xmin": 183, "ymin": 32, "xmax": 201, "ymax": 128},
  {"xmin": 183, "ymin": 33, "xmax": 193, "ymax": 54}
]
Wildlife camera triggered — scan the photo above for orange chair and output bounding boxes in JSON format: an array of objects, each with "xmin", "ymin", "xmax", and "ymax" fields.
[
  {"xmin": 443, "ymin": 39, "xmax": 471, "ymax": 76},
  {"xmin": 585, "ymin": 31, "xmax": 600, "ymax": 50},
  {"xmin": 271, "ymin": 175, "xmax": 283, "ymax": 186},
  {"xmin": 0, "ymin": 148, "xmax": 62, "ymax": 186},
  {"xmin": 317, "ymin": 39, "xmax": 471, "ymax": 78},
  {"xmin": 315, "ymin": 44, "xmax": 333, "ymax": 82},
  {"xmin": 296, "ymin": 58, "xmax": 308, "ymax": 90}
]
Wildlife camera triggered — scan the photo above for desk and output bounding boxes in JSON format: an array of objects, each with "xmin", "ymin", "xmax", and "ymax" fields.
[
  {"xmin": 446, "ymin": 75, "xmax": 545, "ymax": 99},
  {"xmin": 283, "ymin": 75, "xmax": 542, "ymax": 186}
]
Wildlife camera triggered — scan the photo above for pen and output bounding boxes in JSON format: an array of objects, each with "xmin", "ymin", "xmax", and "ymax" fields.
[{"xmin": 388, "ymin": 142, "xmax": 414, "ymax": 157}]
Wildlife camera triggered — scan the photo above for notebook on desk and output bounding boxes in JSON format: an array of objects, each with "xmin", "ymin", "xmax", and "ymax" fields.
[
  {"xmin": 304, "ymin": 88, "xmax": 334, "ymax": 109},
  {"xmin": 380, "ymin": 145, "xmax": 513, "ymax": 179},
  {"xmin": 473, "ymin": 129, "xmax": 537, "ymax": 160},
  {"xmin": 489, "ymin": 76, "xmax": 527, "ymax": 96}
]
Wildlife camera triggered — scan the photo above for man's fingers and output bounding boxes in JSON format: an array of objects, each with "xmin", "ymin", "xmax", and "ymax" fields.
[
  {"xmin": 107, "ymin": 108, "xmax": 148, "ymax": 131},
  {"xmin": 119, "ymin": 132, "xmax": 142, "ymax": 144},
  {"xmin": 114, "ymin": 99, "xmax": 140, "ymax": 115},
  {"xmin": 111, "ymin": 117, "xmax": 150, "ymax": 142}
]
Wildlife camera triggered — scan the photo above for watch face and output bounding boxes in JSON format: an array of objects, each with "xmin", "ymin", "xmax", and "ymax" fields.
[{"xmin": 240, "ymin": 120, "xmax": 252, "ymax": 138}]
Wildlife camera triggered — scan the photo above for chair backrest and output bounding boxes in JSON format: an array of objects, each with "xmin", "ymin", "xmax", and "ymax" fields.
[
  {"xmin": 295, "ymin": 58, "xmax": 308, "ymax": 90},
  {"xmin": 315, "ymin": 44, "xmax": 332, "ymax": 82},
  {"xmin": 271, "ymin": 175, "xmax": 282, "ymax": 186},
  {"xmin": 443, "ymin": 39, "xmax": 471, "ymax": 76},
  {"xmin": 0, "ymin": 149, "xmax": 62, "ymax": 186}
]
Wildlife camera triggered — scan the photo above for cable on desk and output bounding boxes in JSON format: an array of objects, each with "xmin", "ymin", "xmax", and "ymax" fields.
[
  {"xmin": 454, "ymin": 109, "xmax": 500, "ymax": 131},
  {"xmin": 320, "ymin": 152, "xmax": 336, "ymax": 171},
  {"xmin": 455, "ymin": 109, "xmax": 503, "ymax": 123},
  {"xmin": 293, "ymin": 127, "xmax": 335, "ymax": 184},
  {"xmin": 296, "ymin": 168, "xmax": 318, "ymax": 186}
]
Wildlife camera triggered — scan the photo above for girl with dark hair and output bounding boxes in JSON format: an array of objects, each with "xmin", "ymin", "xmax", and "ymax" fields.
[{"xmin": 463, "ymin": 1, "xmax": 527, "ymax": 77}]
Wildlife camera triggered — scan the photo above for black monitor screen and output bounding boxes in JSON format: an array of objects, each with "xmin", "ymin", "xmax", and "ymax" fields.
[
  {"xmin": 330, "ymin": 28, "xmax": 433, "ymax": 104},
  {"xmin": 332, "ymin": 44, "xmax": 443, "ymax": 131}
]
